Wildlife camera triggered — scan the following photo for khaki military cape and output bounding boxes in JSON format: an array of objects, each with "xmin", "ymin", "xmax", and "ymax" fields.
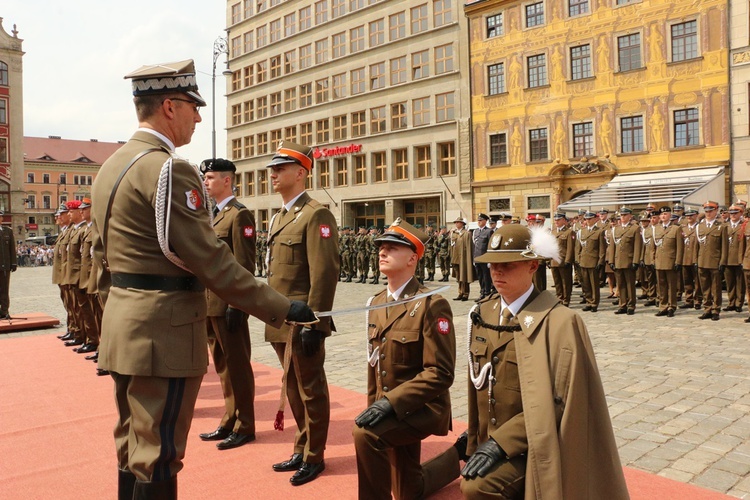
[{"xmin": 513, "ymin": 290, "xmax": 628, "ymax": 499}]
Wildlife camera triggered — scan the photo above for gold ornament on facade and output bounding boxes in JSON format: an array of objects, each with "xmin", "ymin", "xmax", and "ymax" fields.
[
  {"xmin": 572, "ymin": 108, "xmax": 592, "ymax": 120},
  {"xmin": 620, "ymin": 101, "xmax": 642, "ymax": 113},
  {"xmin": 674, "ymin": 92, "xmax": 698, "ymax": 106}
]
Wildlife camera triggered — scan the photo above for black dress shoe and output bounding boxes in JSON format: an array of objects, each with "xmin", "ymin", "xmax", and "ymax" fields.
[
  {"xmin": 579, "ymin": 299, "xmax": 587, "ymax": 304},
  {"xmin": 699, "ymin": 311, "xmax": 712, "ymax": 320},
  {"xmin": 667, "ymin": 309, "xmax": 675, "ymax": 317},
  {"xmin": 273, "ymin": 453, "xmax": 304, "ymax": 472},
  {"xmin": 723, "ymin": 306, "xmax": 735, "ymax": 312},
  {"xmin": 199, "ymin": 426, "xmax": 231, "ymax": 442},
  {"xmin": 744, "ymin": 316, "xmax": 750, "ymax": 323},
  {"xmin": 614, "ymin": 308, "xmax": 627, "ymax": 315},
  {"xmin": 655, "ymin": 310, "xmax": 668, "ymax": 317},
  {"xmin": 711, "ymin": 313, "xmax": 720, "ymax": 321},
  {"xmin": 452, "ymin": 296, "xmax": 463, "ymax": 301},
  {"xmin": 590, "ymin": 307, "xmax": 598, "ymax": 312},
  {"xmin": 72, "ymin": 343, "xmax": 89, "ymax": 352},
  {"xmin": 217, "ymin": 432, "xmax": 255, "ymax": 450},
  {"xmin": 582, "ymin": 305, "xmax": 592, "ymax": 311},
  {"xmin": 678, "ymin": 303, "xmax": 693, "ymax": 309},
  {"xmin": 57, "ymin": 331, "xmax": 73, "ymax": 340},
  {"xmin": 694, "ymin": 304, "xmax": 702, "ymax": 310},
  {"xmin": 644, "ymin": 300, "xmax": 657, "ymax": 307},
  {"xmin": 77, "ymin": 343, "xmax": 97, "ymax": 354},
  {"xmin": 453, "ymin": 431, "xmax": 469, "ymax": 462},
  {"xmin": 612, "ymin": 300, "xmax": 620, "ymax": 306},
  {"xmin": 85, "ymin": 352, "xmax": 99, "ymax": 361},
  {"xmin": 460, "ymin": 297, "xmax": 468, "ymax": 301},
  {"xmin": 290, "ymin": 461, "xmax": 325, "ymax": 486},
  {"xmin": 64, "ymin": 339, "xmax": 83, "ymax": 347},
  {"xmin": 627, "ymin": 309, "xmax": 635, "ymax": 315},
  {"xmin": 96, "ymin": 368, "xmax": 110, "ymax": 376}
]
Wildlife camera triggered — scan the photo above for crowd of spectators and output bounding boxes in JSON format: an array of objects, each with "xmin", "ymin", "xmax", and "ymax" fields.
[{"xmin": 16, "ymin": 243, "xmax": 54, "ymax": 267}]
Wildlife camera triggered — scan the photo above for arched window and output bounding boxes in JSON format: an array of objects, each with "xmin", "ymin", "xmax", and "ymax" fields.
[{"xmin": 0, "ymin": 61, "xmax": 7, "ymax": 86}]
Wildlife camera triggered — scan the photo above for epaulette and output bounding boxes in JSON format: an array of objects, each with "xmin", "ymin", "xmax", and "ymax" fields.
[
  {"xmin": 477, "ymin": 292, "xmax": 498, "ymax": 305},
  {"xmin": 232, "ymin": 200, "xmax": 247, "ymax": 210},
  {"xmin": 307, "ymin": 198, "xmax": 322, "ymax": 209}
]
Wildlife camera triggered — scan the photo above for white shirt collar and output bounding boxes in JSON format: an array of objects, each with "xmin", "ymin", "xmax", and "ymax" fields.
[
  {"xmin": 388, "ymin": 278, "xmax": 412, "ymax": 301},
  {"xmin": 284, "ymin": 191, "xmax": 305, "ymax": 212},
  {"xmin": 501, "ymin": 283, "xmax": 535, "ymax": 318},
  {"xmin": 215, "ymin": 195, "xmax": 235, "ymax": 212},
  {"xmin": 138, "ymin": 127, "xmax": 175, "ymax": 152}
]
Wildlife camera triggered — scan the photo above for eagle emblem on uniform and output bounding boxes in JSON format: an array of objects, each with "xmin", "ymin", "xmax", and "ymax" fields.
[
  {"xmin": 437, "ymin": 317, "xmax": 450, "ymax": 335},
  {"xmin": 185, "ymin": 189, "xmax": 202, "ymax": 210},
  {"xmin": 320, "ymin": 224, "xmax": 331, "ymax": 238},
  {"xmin": 243, "ymin": 226, "xmax": 254, "ymax": 238}
]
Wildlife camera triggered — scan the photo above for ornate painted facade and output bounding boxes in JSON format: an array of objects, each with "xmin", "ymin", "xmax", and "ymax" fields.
[{"xmin": 465, "ymin": 0, "xmax": 730, "ymax": 218}]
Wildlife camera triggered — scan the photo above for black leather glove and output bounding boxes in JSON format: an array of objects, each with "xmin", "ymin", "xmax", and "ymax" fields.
[
  {"xmin": 630, "ymin": 263, "xmax": 639, "ymax": 271},
  {"xmin": 225, "ymin": 307, "xmax": 247, "ymax": 334},
  {"xmin": 299, "ymin": 327, "xmax": 323, "ymax": 357},
  {"xmin": 609, "ymin": 263, "xmax": 615, "ymax": 271},
  {"xmin": 639, "ymin": 261, "xmax": 645, "ymax": 268},
  {"xmin": 10, "ymin": 264, "xmax": 16, "ymax": 272},
  {"xmin": 720, "ymin": 265, "xmax": 726, "ymax": 273},
  {"xmin": 461, "ymin": 438, "xmax": 505, "ymax": 479},
  {"xmin": 673, "ymin": 264, "xmax": 682, "ymax": 272},
  {"xmin": 595, "ymin": 264, "xmax": 601, "ymax": 272},
  {"xmin": 355, "ymin": 398, "xmax": 394, "ymax": 428},
  {"xmin": 565, "ymin": 261, "xmax": 572, "ymax": 268},
  {"xmin": 286, "ymin": 300, "xmax": 316, "ymax": 324}
]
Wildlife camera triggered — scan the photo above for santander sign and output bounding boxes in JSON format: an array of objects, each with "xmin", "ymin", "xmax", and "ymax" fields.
[{"xmin": 312, "ymin": 144, "xmax": 363, "ymax": 159}]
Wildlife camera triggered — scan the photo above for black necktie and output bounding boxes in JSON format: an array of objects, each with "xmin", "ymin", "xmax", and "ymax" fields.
[{"xmin": 212, "ymin": 206, "xmax": 219, "ymax": 217}]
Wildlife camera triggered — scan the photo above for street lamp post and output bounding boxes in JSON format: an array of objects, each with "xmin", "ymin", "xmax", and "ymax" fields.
[{"xmin": 212, "ymin": 36, "xmax": 231, "ymax": 160}]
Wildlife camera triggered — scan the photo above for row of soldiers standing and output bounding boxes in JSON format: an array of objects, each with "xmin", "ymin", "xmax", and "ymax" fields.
[
  {"xmin": 52, "ymin": 198, "xmax": 107, "ymax": 375},
  {"xmin": 337, "ymin": 224, "xmax": 454, "ymax": 284}
]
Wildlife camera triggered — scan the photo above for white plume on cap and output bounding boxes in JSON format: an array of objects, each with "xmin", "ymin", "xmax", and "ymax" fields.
[{"xmin": 525, "ymin": 225, "xmax": 562, "ymax": 264}]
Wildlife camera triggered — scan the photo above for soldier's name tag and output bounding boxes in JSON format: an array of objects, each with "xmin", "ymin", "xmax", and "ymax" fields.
[
  {"xmin": 474, "ymin": 336, "xmax": 487, "ymax": 343},
  {"xmin": 473, "ymin": 361, "xmax": 480, "ymax": 373},
  {"xmin": 243, "ymin": 226, "xmax": 254, "ymax": 238}
]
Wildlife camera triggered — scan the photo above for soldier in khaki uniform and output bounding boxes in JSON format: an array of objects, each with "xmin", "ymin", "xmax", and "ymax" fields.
[
  {"xmin": 723, "ymin": 204, "xmax": 745, "ymax": 313},
  {"xmin": 197, "ymin": 158, "xmax": 260, "ymax": 451},
  {"xmin": 91, "ymin": 60, "xmax": 312, "ymax": 498},
  {"xmin": 356, "ymin": 226, "xmax": 369, "ymax": 282},
  {"xmin": 55, "ymin": 205, "xmax": 75, "ymax": 341},
  {"xmin": 740, "ymin": 213, "xmax": 750, "ymax": 322},
  {"xmin": 695, "ymin": 200, "xmax": 728, "ymax": 320},
  {"xmin": 549, "ymin": 212, "xmax": 574, "ymax": 307},
  {"xmin": 264, "ymin": 141, "xmax": 340, "ymax": 486},
  {"xmin": 79, "ymin": 199, "xmax": 106, "ymax": 370},
  {"xmin": 62, "ymin": 199, "xmax": 87, "ymax": 347},
  {"xmin": 0, "ymin": 210, "xmax": 16, "ymax": 318},
  {"xmin": 640, "ymin": 212, "xmax": 658, "ymax": 306},
  {"xmin": 353, "ymin": 218, "xmax": 459, "ymax": 499},
  {"xmin": 610, "ymin": 207, "xmax": 643, "ymax": 315},
  {"xmin": 74, "ymin": 199, "xmax": 98, "ymax": 355},
  {"xmin": 461, "ymin": 224, "xmax": 628, "ymax": 499},
  {"xmin": 653, "ymin": 206, "xmax": 684, "ymax": 317},
  {"xmin": 436, "ymin": 225, "xmax": 451, "ymax": 281},
  {"xmin": 256, "ymin": 229, "xmax": 267, "ymax": 277},
  {"xmin": 680, "ymin": 208, "xmax": 702, "ymax": 310},
  {"xmin": 578, "ymin": 211, "xmax": 606, "ymax": 312},
  {"xmin": 451, "ymin": 217, "xmax": 474, "ymax": 301},
  {"xmin": 368, "ymin": 226, "xmax": 381, "ymax": 284}
]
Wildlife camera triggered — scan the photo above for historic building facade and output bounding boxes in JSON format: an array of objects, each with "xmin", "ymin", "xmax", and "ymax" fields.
[
  {"xmin": 0, "ymin": 18, "xmax": 25, "ymax": 237},
  {"xmin": 465, "ymin": 0, "xmax": 730, "ymax": 219},
  {"xmin": 730, "ymin": 0, "xmax": 750, "ymax": 199},
  {"xmin": 224, "ymin": 0, "xmax": 471, "ymax": 230}
]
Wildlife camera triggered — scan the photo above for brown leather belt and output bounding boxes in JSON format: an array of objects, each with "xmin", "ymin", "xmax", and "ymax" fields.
[{"xmin": 111, "ymin": 273, "xmax": 205, "ymax": 292}]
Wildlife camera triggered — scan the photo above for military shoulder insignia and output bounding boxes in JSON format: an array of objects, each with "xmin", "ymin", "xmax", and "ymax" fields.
[
  {"xmin": 185, "ymin": 189, "xmax": 202, "ymax": 210},
  {"xmin": 436, "ymin": 317, "xmax": 450, "ymax": 335},
  {"xmin": 243, "ymin": 226, "xmax": 255, "ymax": 238},
  {"xmin": 320, "ymin": 224, "xmax": 332, "ymax": 238},
  {"xmin": 523, "ymin": 315, "xmax": 534, "ymax": 328}
]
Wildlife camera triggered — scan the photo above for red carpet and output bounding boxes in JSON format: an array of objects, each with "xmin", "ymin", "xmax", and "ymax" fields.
[
  {"xmin": 0, "ymin": 312, "xmax": 59, "ymax": 333},
  {"xmin": 0, "ymin": 333, "xmax": 731, "ymax": 499}
]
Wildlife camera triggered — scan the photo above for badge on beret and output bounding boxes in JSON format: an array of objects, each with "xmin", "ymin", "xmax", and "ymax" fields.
[
  {"xmin": 437, "ymin": 317, "xmax": 450, "ymax": 335},
  {"xmin": 243, "ymin": 226, "xmax": 255, "ymax": 238},
  {"xmin": 185, "ymin": 189, "xmax": 202, "ymax": 210},
  {"xmin": 320, "ymin": 224, "xmax": 332, "ymax": 238},
  {"xmin": 490, "ymin": 233, "xmax": 502, "ymax": 250}
]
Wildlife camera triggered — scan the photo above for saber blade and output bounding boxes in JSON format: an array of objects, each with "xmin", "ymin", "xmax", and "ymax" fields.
[{"xmin": 315, "ymin": 285, "xmax": 451, "ymax": 318}]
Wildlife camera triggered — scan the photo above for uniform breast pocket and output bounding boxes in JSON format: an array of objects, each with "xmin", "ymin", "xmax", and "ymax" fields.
[
  {"xmin": 278, "ymin": 233, "xmax": 304, "ymax": 264},
  {"xmin": 500, "ymin": 347, "xmax": 521, "ymax": 392},
  {"xmin": 390, "ymin": 329, "xmax": 421, "ymax": 365}
]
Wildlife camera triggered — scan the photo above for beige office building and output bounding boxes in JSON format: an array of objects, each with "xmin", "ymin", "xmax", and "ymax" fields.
[
  {"xmin": 730, "ymin": 0, "xmax": 750, "ymax": 199},
  {"xmin": 224, "ymin": 0, "xmax": 471, "ymax": 230}
]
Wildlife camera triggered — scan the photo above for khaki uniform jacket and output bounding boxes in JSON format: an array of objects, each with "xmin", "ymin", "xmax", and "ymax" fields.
[
  {"xmin": 695, "ymin": 219, "xmax": 727, "ymax": 269},
  {"xmin": 52, "ymin": 226, "xmax": 69, "ymax": 285},
  {"xmin": 467, "ymin": 290, "xmax": 629, "ymax": 500},
  {"xmin": 207, "ymin": 199, "xmax": 256, "ymax": 316},
  {"xmin": 577, "ymin": 225, "xmax": 605, "ymax": 268},
  {"xmin": 726, "ymin": 221, "xmax": 744, "ymax": 266},
  {"xmin": 640, "ymin": 225, "xmax": 655, "ymax": 266},
  {"xmin": 611, "ymin": 221, "xmax": 643, "ymax": 269},
  {"xmin": 79, "ymin": 222, "xmax": 93, "ymax": 289},
  {"xmin": 550, "ymin": 226, "xmax": 574, "ymax": 267},
  {"xmin": 92, "ymin": 131, "xmax": 289, "ymax": 378},
  {"xmin": 264, "ymin": 191, "xmax": 340, "ymax": 342},
  {"xmin": 62, "ymin": 223, "xmax": 85, "ymax": 286},
  {"xmin": 740, "ymin": 223, "xmax": 750, "ymax": 268},
  {"xmin": 367, "ymin": 277, "xmax": 455, "ymax": 435},
  {"xmin": 682, "ymin": 223, "xmax": 699, "ymax": 266},
  {"xmin": 653, "ymin": 223, "xmax": 684, "ymax": 270},
  {"xmin": 0, "ymin": 225, "xmax": 16, "ymax": 271}
]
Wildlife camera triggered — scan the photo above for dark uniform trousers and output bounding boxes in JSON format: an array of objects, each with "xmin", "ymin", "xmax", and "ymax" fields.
[
  {"xmin": 580, "ymin": 266, "xmax": 600, "ymax": 307},
  {"xmin": 112, "ymin": 372, "xmax": 202, "ymax": 481},
  {"xmin": 656, "ymin": 270, "xmax": 679, "ymax": 311},
  {"xmin": 76, "ymin": 288, "xmax": 98, "ymax": 345},
  {"xmin": 550, "ymin": 265, "xmax": 572, "ymax": 306},
  {"xmin": 643, "ymin": 266, "xmax": 657, "ymax": 301},
  {"xmin": 0, "ymin": 270, "xmax": 11, "ymax": 314},
  {"xmin": 88, "ymin": 294, "xmax": 104, "ymax": 345},
  {"xmin": 208, "ymin": 316, "xmax": 255, "ymax": 434},
  {"xmin": 724, "ymin": 265, "xmax": 745, "ymax": 309},
  {"xmin": 272, "ymin": 338, "xmax": 329, "ymax": 464},
  {"xmin": 683, "ymin": 265, "xmax": 701, "ymax": 306},
  {"xmin": 615, "ymin": 268, "xmax": 638, "ymax": 309},
  {"xmin": 699, "ymin": 268, "xmax": 723, "ymax": 313}
]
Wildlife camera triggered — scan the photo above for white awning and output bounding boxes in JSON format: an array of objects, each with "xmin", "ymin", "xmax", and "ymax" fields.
[{"xmin": 557, "ymin": 166, "xmax": 726, "ymax": 212}]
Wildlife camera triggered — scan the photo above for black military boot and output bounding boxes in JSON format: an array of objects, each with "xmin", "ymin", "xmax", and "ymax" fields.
[
  {"xmin": 133, "ymin": 477, "xmax": 177, "ymax": 500},
  {"xmin": 345, "ymin": 275, "xmax": 352, "ymax": 282},
  {"xmin": 428, "ymin": 273, "xmax": 434, "ymax": 281},
  {"xmin": 371, "ymin": 277, "xmax": 379, "ymax": 285},
  {"xmin": 118, "ymin": 469, "xmax": 136, "ymax": 500}
]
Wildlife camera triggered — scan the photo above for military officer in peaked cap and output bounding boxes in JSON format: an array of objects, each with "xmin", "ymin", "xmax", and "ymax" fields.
[
  {"xmin": 0, "ymin": 209, "xmax": 16, "ymax": 318},
  {"xmin": 461, "ymin": 223, "xmax": 628, "ymax": 499},
  {"xmin": 724, "ymin": 204, "xmax": 745, "ymax": 313},
  {"xmin": 653, "ymin": 206, "xmax": 684, "ymax": 317},
  {"xmin": 198, "ymin": 158, "xmax": 260, "ymax": 451},
  {"xmin": 549, "ymin": 212, "xmax": 575, "ymax": 308},
  {"xmin": 91, "ymin": 60, "xmax": 314, "ymax": 499},
  {"xmin": 353, "ymin": 218, "xmax": 459, "ymax": 499},
  {"xmin": 611, "ymin": 206, "xmax": 643, "ymax": 315},
  {"xmin": 264, "ymin": 140, "xmax": 340, "ymax": 486},
  {"xmin": 696, "ymin": 200, "xmax": 727, "ymax": 320}
]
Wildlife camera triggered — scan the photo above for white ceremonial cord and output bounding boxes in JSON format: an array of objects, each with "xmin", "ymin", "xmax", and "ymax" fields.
[
  {"xmin": 155, "ymin": 156, "xmax": 210, "ymax": 272},
  {"xmin": 266, "ymin": 211, "xmax": 280, "ymax": 269},
  {"xmin": 365, "ymin": 296, "xmax": 379, "ymax": 367},
  {"xmin": 467, "ymin": 304, "xmax": 492, "ymax": 390}
]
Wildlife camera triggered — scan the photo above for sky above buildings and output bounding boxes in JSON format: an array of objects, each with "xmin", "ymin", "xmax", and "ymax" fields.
[{"xmin": 3, "ymin": 0, "xmax": 228, "ymax": 163}]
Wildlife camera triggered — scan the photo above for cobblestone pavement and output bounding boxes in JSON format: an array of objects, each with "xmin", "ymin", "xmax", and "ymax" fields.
[{"xmin": 6, "ymin": 266, "xmax": 750, "ymax": 497}]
